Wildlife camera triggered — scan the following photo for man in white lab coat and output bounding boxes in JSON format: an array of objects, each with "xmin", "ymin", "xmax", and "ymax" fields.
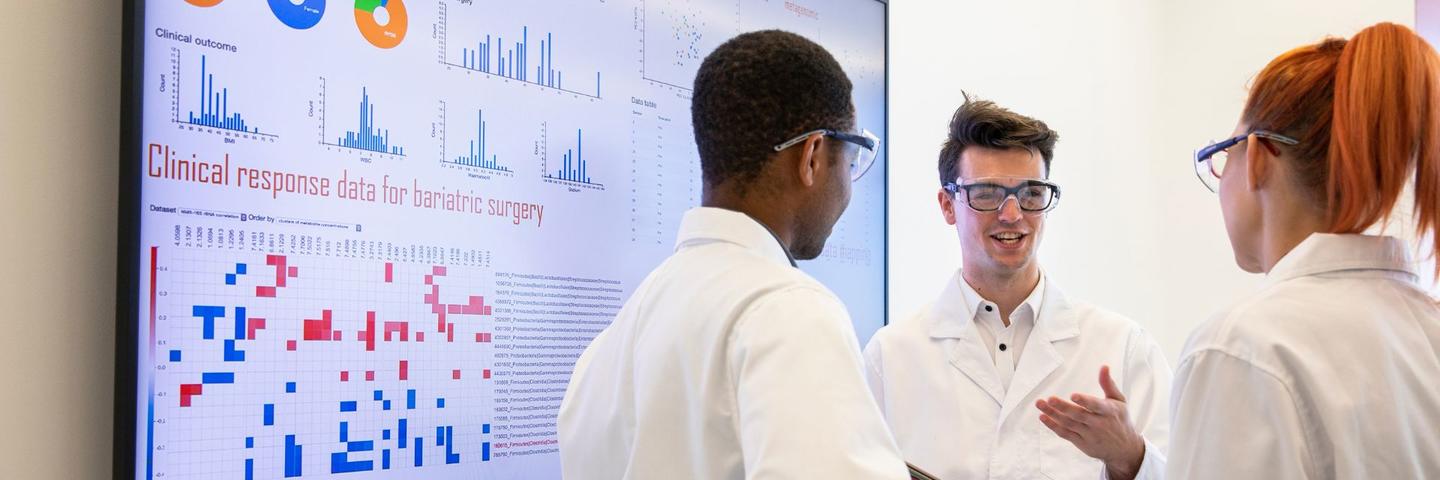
[
  {"xmin": 864, "ymin": 96, "xmax": 1171, "ymax": 480},
  {"xmin": 558, "ymin": 30, "xmax": 908, "ymax": 479}
]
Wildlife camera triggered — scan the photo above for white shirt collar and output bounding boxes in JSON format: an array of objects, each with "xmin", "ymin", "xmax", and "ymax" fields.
[
  {"xmin": 1265, "ymin": 233, "xmax": 1418, "ymax": 287},
  {"xmin": 927, "ymin": 269, "xmax": 1080, "ymax": 343},
  {"xmin": 956, "ymin": 270, "xmax": 1046, "ymax": 324},
  {"xmin": 675, "ymin": 207, "xmax": 797, "ymax": 268}
]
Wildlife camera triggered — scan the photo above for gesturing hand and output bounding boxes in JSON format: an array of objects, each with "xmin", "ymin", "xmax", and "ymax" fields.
[{"xmin": 1035, "ymin": 365, "xmax": 1146, "ymax": 480}]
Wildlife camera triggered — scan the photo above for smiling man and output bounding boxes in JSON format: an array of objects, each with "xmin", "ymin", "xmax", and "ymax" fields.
[{"xmin": 863, "ymin": 95, "xmax": 1172, "ymax": 480}]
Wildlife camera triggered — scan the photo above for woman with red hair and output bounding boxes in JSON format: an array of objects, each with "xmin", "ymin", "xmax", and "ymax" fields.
[{"xmin": 1176, "ymin": 22, "xmax": 1440, "ymax": 478}]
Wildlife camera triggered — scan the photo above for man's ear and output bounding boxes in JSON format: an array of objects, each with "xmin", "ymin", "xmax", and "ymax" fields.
[
  {"xmin": 795, "ymin": 133, "xmax": 824, "ymax": 187},
  {"xmin": 938, "ymin": 187, "xmax": 957, "ymax": 225}
]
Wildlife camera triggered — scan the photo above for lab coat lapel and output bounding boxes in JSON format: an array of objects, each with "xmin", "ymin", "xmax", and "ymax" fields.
[
  {"xmin": 998, "ymin": 281, "xmax": 1080, "ymax": 423},
  {"xmin": 928, "ymin": 273, "xmax": 1005, "ymax": 406}
]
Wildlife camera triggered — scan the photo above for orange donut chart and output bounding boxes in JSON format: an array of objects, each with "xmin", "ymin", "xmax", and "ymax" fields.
[
  {"xmin": 354, "ymin": 0, "xmax": 408, "ymax": 49},
  {"xmin": 185, "ymin": 0, "xmax": 224, "ymax": 6}
]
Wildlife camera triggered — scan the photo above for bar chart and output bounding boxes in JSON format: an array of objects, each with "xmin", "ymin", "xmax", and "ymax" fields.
[
  {"xmin": 437, "ymin": 2, "xmax": 602, "ymax": 99},
  {"xmin": 170, "ymin": 48, "xmax": 276, "ymax": 140},
  {"xmin": 318, "ymin": 77, "xmax": 407, "ymax": 157},
  {"xmin": 439, "ymin": 101, "xmax": 514, "ymax": 175},
  {"xmin": 540, "ymin": 122, "xmax": 604, "ymax": 190}
]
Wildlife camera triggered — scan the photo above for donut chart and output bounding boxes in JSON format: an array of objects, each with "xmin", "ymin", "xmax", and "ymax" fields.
[
  {"xmin": 354, "ymin": 0, "xmax": 407, "ymax": 49},
  {"xmin": 269, "ymin": 0, "xmax": 326, "ymax": 30}
]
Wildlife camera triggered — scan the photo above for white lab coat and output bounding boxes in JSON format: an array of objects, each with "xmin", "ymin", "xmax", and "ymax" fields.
[
  {"xmin": 1168, "ymin": 233, "xmax": 1440, "ymax": 479},
  {"xmin": 864, "ymin": 271, "xmax": 1171, "ymax": 480},
  {"xmin": 558, "ymin": 207, "xmax": 908, "ymax": 480}
]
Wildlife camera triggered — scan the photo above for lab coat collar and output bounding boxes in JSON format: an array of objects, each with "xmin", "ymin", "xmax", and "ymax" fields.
[
  {"xmin": 927, "ymin": 270, "xmax": 1080, "ymax": 408},
  {"xmin": 675, "ymin": 207, "xmax": 798, "ymax": 268},
  {"xmin": 1264, "ymin": 233, "xmax": 1417, "ymax": 287}
]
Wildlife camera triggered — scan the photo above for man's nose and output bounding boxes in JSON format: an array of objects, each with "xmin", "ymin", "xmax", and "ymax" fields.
[{"xmin": 997, "ymin": 196, "xmax": 1024, "ymax": 223}]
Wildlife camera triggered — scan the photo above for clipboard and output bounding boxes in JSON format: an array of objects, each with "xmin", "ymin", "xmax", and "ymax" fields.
[{"xmin": 907, "ymin": 462, "xmax": 941, "ymax": 480}]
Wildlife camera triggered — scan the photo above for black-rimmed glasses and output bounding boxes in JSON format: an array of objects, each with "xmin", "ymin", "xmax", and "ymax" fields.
[{"xmin": 943, "ymin": 177, "xmax": 1061, "ymax": 213}]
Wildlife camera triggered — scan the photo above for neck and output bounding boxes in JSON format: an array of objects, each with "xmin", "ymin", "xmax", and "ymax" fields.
[
  {"xmin": 703, "ymin": 187, "xmax": 794, "ymax": 252},
  {"xmin": 963, "ymin": 263, "xmax": 1040, "ymax": 326},
  {"xmin": 1257, "ymin": 196, "xmax": 1326, "ymax": 273}
]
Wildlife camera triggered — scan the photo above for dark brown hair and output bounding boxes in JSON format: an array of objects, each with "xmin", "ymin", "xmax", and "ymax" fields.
[{"xmin": 937, "ymin": 93, "xmax": 1059, "ymax": 185}]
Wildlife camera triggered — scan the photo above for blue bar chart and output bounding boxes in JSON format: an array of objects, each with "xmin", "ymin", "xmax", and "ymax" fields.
[
  {"xmin": 443, "ymin": 107, "xmax": 512, "ymax": 174},
  {"xmin": 171, "ymin": 48, "xmax": 276, "ymax": 140},
  {"xmin": 541, "ymin": 124, "xmax": 603, "ymax": 190},
  {"xmin": 318, "ymin": 77, "xmax": 407, "ymax": 157},
  {"xmin": 340, "ymin": 88, "xmax": 404, "ymax": 155},
  {"xmin": 438, "ymin": 2, "xmax": 602, "ymax": 99}
]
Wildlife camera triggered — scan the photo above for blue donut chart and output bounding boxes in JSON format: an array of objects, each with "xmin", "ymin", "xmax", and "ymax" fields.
[{"xmin": 269, "ymin": 0, "xmax": 326, "ymax": 29}]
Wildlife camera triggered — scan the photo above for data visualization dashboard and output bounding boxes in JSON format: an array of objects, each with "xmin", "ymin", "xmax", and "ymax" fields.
[{"xmin": 123, "ymin": 1, "xmax": 887, "ymax": 478}]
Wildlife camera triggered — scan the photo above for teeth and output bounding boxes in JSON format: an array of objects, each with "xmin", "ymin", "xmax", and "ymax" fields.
[{"xmin": 993, "ymin": 233, "xmax": 1024, "ymax": 240}]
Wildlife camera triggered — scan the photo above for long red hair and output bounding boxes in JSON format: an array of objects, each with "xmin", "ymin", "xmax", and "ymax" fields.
[{"xmin": 1243, "ymin": 22, "xmax": 1440, "ymax": 264}]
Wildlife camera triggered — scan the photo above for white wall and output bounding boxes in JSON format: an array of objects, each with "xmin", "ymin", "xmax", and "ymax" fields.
[
  {"xmin": 0, "ymin": 2, "xmax": 123, "ymax": 478},
  {"xmin": 887, "ymin": 0, "xmax": 1417, "ymax": 361}
]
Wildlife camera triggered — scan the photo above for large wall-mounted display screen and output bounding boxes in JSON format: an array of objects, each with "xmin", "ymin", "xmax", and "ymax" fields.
[{"xmin": 119, "ymin": 0, "xmax": 886, "ymax": 478}]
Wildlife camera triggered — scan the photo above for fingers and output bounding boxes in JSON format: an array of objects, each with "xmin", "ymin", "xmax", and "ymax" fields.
[
  {"xmin": 1069, "ymin": 393, "xmax": 1109, "ymax": 414},
  {"xmin": 1038, "ymin": 412, "xmax": 1084, "ymax": 442},
  {"xmin": 1036, "ymin": 396, "xmax": 1095, "ymax": 427},
  {"xmin": 1099, "ymin": 365, "xmax": 1126, "ymax": 402}
]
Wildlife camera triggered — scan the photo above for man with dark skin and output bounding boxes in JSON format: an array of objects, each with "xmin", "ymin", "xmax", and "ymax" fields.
[{"xmin": 558, "ymin": 30, "xmax": 905, "ymax": 479}]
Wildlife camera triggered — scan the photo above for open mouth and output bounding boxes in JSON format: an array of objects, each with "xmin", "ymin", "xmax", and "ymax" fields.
[{"xmin": 990, "ymin": 232, "xmax": 1027, "ymax": 246}]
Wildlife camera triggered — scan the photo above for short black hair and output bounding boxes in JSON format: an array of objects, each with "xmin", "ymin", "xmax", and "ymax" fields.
[
  {"xmin": 938, "ymin": 93, "xmax": 1059, "ymax": 184},
  {"xmin": 692, "ymin": 30, "xmax": 855, "ymax": 190}
]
